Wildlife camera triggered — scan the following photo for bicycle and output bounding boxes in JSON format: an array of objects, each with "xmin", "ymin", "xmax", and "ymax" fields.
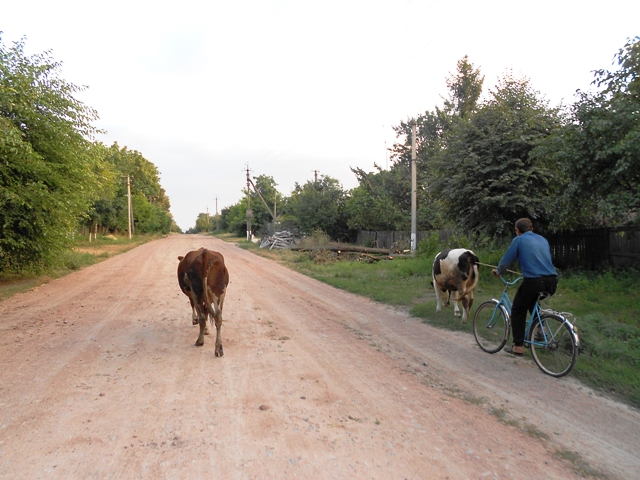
[{"xmin": 472, "ymin": 276, "xmax": 580, "ymax": 377}]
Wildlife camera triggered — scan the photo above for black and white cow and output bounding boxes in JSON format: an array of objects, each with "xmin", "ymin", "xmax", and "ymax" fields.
[{"xmin": 430, "ymin": 248, "xmax": 479, "ymax": 323}]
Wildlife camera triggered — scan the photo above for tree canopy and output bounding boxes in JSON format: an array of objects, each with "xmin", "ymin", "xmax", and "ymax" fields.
[
  {"xmin": 433, "ymin": 73, "xmax": 562, "ymax": 235},
  {"xmin": 554, "ymin": 36, "xmax": 640, "ymax": 224},
  {"xmin": 284, "ymin": 175, "xmax": 351, "ymax": 240},
  {"xmin": 209, "ymin": 40, "xmax": 640, "ymax": 242},
  {"xmin": 0, "ymin": 36, "xmax": 101, "ymax": 270},
  {"xmin": 86, "ymin": 143, "xmax": 174, "ymax": 235},
  {"xmin": 0, "ymin": 36, "xmax": 176, "ymax": 271}
]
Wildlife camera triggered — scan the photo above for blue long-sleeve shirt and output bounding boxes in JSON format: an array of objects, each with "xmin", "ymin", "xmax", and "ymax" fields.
[{"xmin": 497, "ymin": 231, "xmax": 557, "ymax": 278}]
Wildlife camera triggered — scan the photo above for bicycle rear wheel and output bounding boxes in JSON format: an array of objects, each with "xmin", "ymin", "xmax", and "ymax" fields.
[
  {"xmin": 473, "ymin": 300, "xmax": 509, "ymax": 353},
  {"xmin": 530, "ymin": 314, "xmax": 578, "ymax": 377}
]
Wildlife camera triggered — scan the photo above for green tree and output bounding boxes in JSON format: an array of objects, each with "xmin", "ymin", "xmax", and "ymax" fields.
[
  {"xmin": 553, "ymin": 37, "xmax": 640, "ymax": 224},
  {"xmin": 190, "ymin": 212, "xmax": 213, "ymax": 233},
  {"xmin": 0, "ymin": 36, "xmax": 101, "ymax": 270},
  {"xmin": 432, "ymin": 73, "xmax": 562, "ymax": 236},
  {"xmin": 88, "ymin": 143, "xmax": 174, "ymax": 234},
  {"xmin": 443, "ymin": 55, "xmax": 485, "ymax": 119},
  {"xmin": 284, "ymin": 175, "xmax": 351, "ymax": 240},
  {"xmin": 222, "ymin": 198, "xmax": 249, "ymax": 237},
  {"xmin": 388, "ymin": 57, "xmax": 484, "ymax": 231},
  {"xmin": 249, "ymin": 174, "xmax": 282, "ymax": 235},
  {"xmin": 82, "ymin": 142, "xmax": 118, "ymax": 231},
  {"xmin": 345, "ymin": 166, "xmax": 409, "ymax": 231}
]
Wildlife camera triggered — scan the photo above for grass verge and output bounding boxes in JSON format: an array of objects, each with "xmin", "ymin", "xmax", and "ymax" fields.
[
  {"xmin": 0, "ymin": 234, "xmax": 160, "ymax": 302},
  {"xmin": 225, "ymin": 234, "xmax": 640, "ymax": 409}
]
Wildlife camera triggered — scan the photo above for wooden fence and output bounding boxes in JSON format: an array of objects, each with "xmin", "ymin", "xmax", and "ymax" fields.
[
  {"xmin": 358, "ymin": 227, "xmax": 640, "ymax": 269},
  {"xmin": 546, "ymin": 227, "xmax": 640, "ymax": 269},
  {"xmin": 356, "ymin": 230, "xmax": 458, "ymax": 251}
]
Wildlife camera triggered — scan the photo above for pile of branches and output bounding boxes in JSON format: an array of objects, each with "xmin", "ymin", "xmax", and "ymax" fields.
[
  {"xmin": 291, "ymin": 243, "xmax": 408, "ymax": 263},
  {"xmin": 309, "ymin": 250, "xmax": 390, "ymax": 264},
  {"xmin": 259, "ymin": 231, "xmax": 298, "ymax": 250}
]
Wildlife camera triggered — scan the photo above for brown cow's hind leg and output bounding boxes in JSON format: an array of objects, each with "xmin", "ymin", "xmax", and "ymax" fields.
[
  {"xmin": 206, "ymin": 287, "xmax": 225, "ymax": 357},
  {"xmin": 213, "ymin": 314, "xmax": 223, "ymax": 357},
  {"xmin": 196, "ymin": 317, "xmax": 207, "ymax": 346}
]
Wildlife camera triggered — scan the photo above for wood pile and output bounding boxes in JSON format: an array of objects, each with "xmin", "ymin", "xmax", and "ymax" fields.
[
  {"xmin": 260, "ymin": 233, "xmax": 411, "ymax": 261},
  {"xmin": 309, "ymin": 251, "xmax": 392, "ymax": 264},
  {"xmin": 290, "ymin": 244, "xmax": 392, "ymax": 255},
  {"xmin": 260, "ymin": 231, "xmax": 298, "ymax": 250}
]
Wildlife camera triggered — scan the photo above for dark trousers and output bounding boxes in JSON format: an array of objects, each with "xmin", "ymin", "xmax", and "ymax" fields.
[{"xmin": 511, "ymin": 276, "xmax": 558, "ymax": 346}]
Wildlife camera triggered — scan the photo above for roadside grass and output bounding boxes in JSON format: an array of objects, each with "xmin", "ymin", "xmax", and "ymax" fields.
[
  {"xmin": 0, "ymin": 234, "xmax": 160, "ymax": 302},
  {"xmin": 554, "ymin": 449, "xmax": 610, "ymax": 479},
  {"xmin": 228, "ymin": 234, "xmax": 640, "ymax": 409}
]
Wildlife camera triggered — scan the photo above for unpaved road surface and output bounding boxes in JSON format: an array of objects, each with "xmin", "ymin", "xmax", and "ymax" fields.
[{"xmin": 1, "ymin": 235, "xmax": 638, "ymax": 479}]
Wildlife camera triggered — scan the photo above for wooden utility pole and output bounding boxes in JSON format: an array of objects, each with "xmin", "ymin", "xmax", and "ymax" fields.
[
  {"xmin": 127, "ymin": 175, "xmax": 133, "ymax": 239},
  {"xmin": 248, "ymin": 178, "xmax": 276, "ymax": 220},
  {"xmin": 246, "ymin": 165, "xmax": 252, "ymax": 241},
  {"xmin": 410, "ymin": 122, "xmax": 417, "ymax": 254},
  {"xmin": 215, "ymin": 195, "xmax": 219, "ymax": 231}
]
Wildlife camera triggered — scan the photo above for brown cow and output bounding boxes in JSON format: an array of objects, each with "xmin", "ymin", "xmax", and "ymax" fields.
[{"xmin": 177, "ymin": 248, "xmax": 229, "ymax": 355}]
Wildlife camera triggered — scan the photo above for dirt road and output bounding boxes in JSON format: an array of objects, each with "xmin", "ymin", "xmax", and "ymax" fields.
[{"xmin": 1, "ymin": 235, "xmax": 638, "ymax": 479}]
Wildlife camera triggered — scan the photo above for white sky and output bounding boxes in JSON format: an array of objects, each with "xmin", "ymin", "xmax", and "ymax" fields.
[{"xmin": 2, "ymin": 0, "xmax": 638, "ymax": 230}]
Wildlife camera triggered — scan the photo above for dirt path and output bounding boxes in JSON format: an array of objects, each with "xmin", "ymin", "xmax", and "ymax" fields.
[{"xmin": 0, "ymin": 235, "xmax": 638, "ymax": 479}]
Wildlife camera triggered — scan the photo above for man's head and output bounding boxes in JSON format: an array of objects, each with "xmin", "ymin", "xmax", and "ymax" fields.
[{"xmin": 515, "ymin": 218, "xmax": 533, "ymax": 235}]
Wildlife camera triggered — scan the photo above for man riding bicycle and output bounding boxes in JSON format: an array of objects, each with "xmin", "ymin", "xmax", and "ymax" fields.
[{"xmin": 492, "ymin": 218, "xmax": 558, "ymax": 356}]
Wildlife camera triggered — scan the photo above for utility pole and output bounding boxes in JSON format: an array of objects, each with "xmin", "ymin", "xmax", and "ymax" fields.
[
  {"xmin": 411, "ymin": 122, "xmax": 417, "ymax": 254},
  {"xmin": 383, "ymin": 125, "xmax": 388, "ymax": 171},
  {"xmin": 248, "ymin": 178, "xmax": 276, "ymax": 220},
  {"xmin": 127, "ymin": 175, "xmax": 133, "ymax": 239},
  {"xmin": 215, "ymin": 195, "xmax": 219, "ymax": 231},
  {"xmin": 246, "ymin": 165, "xmax": 252, "ymax": 241},
  {"xmin": 314, "ymin": 170, "xmax": 319, "ymax": 184}
]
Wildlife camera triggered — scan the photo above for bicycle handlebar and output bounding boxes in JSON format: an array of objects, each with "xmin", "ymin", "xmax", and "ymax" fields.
[{"xmin": 498, "ymin": 276, "xmax": 523, "ymax": 287}]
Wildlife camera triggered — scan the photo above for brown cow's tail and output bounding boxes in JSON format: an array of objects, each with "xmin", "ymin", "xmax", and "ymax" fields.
[{"xmin": 203, "ymin": 274, "xmax": 213, "ymax": 322}]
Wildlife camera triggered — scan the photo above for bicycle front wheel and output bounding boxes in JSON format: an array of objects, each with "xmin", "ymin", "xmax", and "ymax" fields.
[
  {"xmin": 530, "ymin": 314, "xmax": 578, "ymax": 377},
  {"xmin": 473, "ymin": 300, "xmax": 509, "ymax": 353}
]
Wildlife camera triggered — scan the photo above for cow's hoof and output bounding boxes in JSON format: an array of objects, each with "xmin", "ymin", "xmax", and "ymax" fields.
[
  {"xmin": 454, "ymin": 312, "xmax": 461, "ymax": 317},
  {"xmin": 195, "ymin": 339, "xmax": 204, "ymax": 346},
  {"xmin": 215, "ymin": 347, "xmax": 224, "ymax": 357}
]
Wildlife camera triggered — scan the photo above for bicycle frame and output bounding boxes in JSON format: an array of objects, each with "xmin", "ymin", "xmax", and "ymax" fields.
[
  {"xmin": 492, "ymin": 277, "xmax": 520, "ymax": 317},
  {"xmin": 492, "ymin": 276, "xmax": 579, "ymax": 348},
  {"xmin": 475, "ymin": 275, "xmax": 580, "ymax": 377}
]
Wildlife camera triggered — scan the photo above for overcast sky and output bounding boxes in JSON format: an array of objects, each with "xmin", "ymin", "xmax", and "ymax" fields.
[{"xmin": 3, "ymin": 0, "xmax": 638, "ymax": 230}]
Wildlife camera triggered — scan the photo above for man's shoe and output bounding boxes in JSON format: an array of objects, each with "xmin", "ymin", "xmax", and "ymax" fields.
[{"xmin": 504, "ymin": 345, "xmax": 525, "ymax": 357}]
